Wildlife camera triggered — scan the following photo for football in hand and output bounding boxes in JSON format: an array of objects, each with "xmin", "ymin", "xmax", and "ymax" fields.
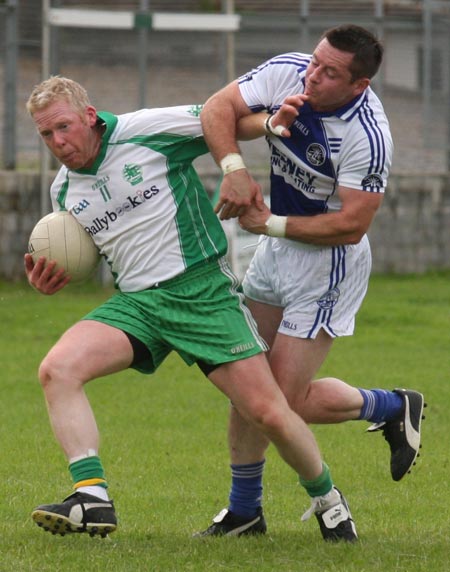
[{"xmin": 28, "ymin": 211, "xmax": 100, "ymax": 283}]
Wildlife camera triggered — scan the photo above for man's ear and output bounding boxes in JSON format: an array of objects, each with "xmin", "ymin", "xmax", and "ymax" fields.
[
  {"xmin": 353, "ymin": 77, "xmax": 370, "ymax": 96},
  {"xmin": 86, "ymin": 105, "xmax": 98, "ymax": 127}
]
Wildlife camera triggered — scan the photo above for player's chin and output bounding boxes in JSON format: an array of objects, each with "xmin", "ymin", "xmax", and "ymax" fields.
[{"xmin": 60, "ymin": 154, "xmax": 82, "ymax": 169}]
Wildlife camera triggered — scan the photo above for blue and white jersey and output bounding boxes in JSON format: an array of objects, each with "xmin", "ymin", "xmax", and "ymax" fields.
[{"xmin": 238, "ymin": 52, "xmax": 393, "ymax": 216}]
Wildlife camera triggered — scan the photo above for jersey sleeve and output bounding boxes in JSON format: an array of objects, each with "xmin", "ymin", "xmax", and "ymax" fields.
[
  {"xmin": 121, "ymin": 105, "xmax": 205, "ymax": 138},
  {"xmin": 337, "ymin": 114, "xmax": 393, "ymax": 193},
  {"xmin": 50, "ymin": 168, "xmax": 70, "ymax": 211},
  {"xmin": 116, "ymin": 105, "xmax": 209, "ymax": 162},
  {"xmin": 238, "ymin": 53, "xmax": 309, "ymax": 113}
]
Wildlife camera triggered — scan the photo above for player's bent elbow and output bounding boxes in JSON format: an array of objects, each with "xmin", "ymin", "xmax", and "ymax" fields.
[
  {"xmin": 343, "ymin": 222, "xmax": 369, "ymax": 245},
  {"xmin": 346, "ymin": 233, "xmax": 365, "ymax": 245}
]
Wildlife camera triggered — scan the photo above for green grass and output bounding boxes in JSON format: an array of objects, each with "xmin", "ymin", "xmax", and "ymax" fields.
[{"xmin": 0, "ymin": 273, "xmax": 448, "ymax": 571}]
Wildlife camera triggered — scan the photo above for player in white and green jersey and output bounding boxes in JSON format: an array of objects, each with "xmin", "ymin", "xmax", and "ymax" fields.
[
  {"xmin": 23, "ymin": 76, "xmax": 356, "ymax": 542},
  {"xmin": 51, "ymin": 105, "xmax": 228, "ymax": 292}
]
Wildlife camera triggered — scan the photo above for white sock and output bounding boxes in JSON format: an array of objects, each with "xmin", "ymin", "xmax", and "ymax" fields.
[
  {"xmin": 68, "ymin": 449, "xmax": 98, "ymax": 464},
  {"xmin": 76, "ymin": 485, "xmax": 109, "ymax": 501}
]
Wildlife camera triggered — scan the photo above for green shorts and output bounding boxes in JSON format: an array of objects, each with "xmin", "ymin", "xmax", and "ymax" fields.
[{"xmin": 83, "ymin": 258, "xmax": 267, "ymax": 374}]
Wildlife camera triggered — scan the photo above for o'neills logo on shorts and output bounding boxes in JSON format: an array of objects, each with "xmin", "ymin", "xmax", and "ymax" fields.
[{"xmin": 230, "ymin": 342, "xmax": 255, "ymax": 354}]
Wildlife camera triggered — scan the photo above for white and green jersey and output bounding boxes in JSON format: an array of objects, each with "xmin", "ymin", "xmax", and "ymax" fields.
[{"xmin": 51, "ymin": 105, "xmax": 227, "ymax": 292}]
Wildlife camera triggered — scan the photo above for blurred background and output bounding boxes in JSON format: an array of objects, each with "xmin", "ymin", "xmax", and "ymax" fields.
[{"xmin": 1, "ymin": 0, "xmax": 449, "ymax": 280}]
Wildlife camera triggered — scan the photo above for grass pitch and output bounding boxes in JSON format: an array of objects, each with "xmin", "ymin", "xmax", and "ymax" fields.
[{"xmin": 0, "ymin": 272, "xmax": 448, "ymax": 571}]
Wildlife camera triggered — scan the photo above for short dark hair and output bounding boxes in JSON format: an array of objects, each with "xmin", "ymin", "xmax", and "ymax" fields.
[{"xmin": 322, "ymin": 24, "xmax": 383, "ymax": 81}]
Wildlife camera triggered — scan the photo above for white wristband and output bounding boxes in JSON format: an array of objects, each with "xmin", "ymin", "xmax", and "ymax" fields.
[
  {"xmin": 264, "ymin": 115, "xmax": 285, "ymax": 137},
  {"xmin": 220, "ymin": 153, "xmax": 246, "ymax": 175},
  {"xmin": 265, "ymin": 214, "xmax": 287, "ymax": 238}
]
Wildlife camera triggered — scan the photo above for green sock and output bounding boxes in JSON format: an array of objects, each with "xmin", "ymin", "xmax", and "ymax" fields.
[
  {"xmin": 69, "ymin": 455, "xmax": 108, "ymax": 489},
  {"xmin": 299, "ymin": 462, "xmax": 333, "ymax": 498}
]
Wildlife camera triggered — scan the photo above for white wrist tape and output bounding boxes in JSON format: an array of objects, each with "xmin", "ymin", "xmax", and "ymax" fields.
[
  {"xmin": 265, "ymin": 214, "xmax": 287, "ymax": 238},
  {"xmin": 264, "ymin": 115, "xmax": 285, "ymax": 137},
  {"xmin": 220, "ymin": 153, "xmax": 246, "ymax": 175}
]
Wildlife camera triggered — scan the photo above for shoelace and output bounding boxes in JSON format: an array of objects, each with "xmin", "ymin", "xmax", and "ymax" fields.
[
  {"xmin": 301, "ymin": 488, "xmax": 340, "ymax": 522},
  {"xmin": 367, "ymin": 421, "xmax": 387, "ymax": 432}
]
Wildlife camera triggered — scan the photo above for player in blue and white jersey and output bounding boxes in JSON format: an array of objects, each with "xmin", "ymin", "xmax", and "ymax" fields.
[
  {"xmin": 23, "ymin": 76, "xmax": 357, "ymax": 542},
  {"xmin": 198, "ymin": 24, "xmax": 425, "ymax": 538}
]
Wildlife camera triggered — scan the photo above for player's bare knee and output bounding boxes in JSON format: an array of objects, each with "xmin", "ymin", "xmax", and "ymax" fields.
[
  {"xmin": 279, "ymin": 382, "xmax": 312, "ymax": 419},
  {"xmin": 38, "ymin": 355, "xmax": 61, "ymax": 389},
  {"xmin": 38, "ymin": 352, "xmax": 79, "ymax": 390},
  {"xmin": 247, "ymin": 400, "xmax": 288, "ymax": 440}
]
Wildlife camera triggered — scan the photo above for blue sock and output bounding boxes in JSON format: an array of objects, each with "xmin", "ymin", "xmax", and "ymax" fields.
[
  {"xmin": 229, "ymin": 460, "xmax": 265, "ymax": 518},
  {"xmin": 358, "ymin": 389, "xmax": 404, "ymax": 422}
]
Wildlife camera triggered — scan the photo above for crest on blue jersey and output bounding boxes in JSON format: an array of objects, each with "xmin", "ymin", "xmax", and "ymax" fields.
[
  {"xmin": 306, "ymin": 143, "xmax": 326, "ymax": 166},
  {"xmin": 317, "ymin": 287, "xmax": 340, "ymax": 309},
  {"xmin": 361, "ymin": 173, "xmax": 383, "ymax": 190}
]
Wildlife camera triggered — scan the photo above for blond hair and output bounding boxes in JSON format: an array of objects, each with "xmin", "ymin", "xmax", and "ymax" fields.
[{"xmin": 26, "ymin": 76, "xmax": 91, "ymax": 116}]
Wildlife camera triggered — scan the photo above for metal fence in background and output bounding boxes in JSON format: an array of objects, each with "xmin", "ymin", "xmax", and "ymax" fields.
[
  {"xmin": 1, "ymin": 0, "xmax": 449, "ymax": 173},
  {"xmin": 0, "ymin": 0, "xmax": 18, "ymax": 170}
]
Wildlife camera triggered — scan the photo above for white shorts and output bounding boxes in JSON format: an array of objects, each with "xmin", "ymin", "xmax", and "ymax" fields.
[{"xmin": 242, "ymin": 235, "xmax": 372, "ymax": 339}]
